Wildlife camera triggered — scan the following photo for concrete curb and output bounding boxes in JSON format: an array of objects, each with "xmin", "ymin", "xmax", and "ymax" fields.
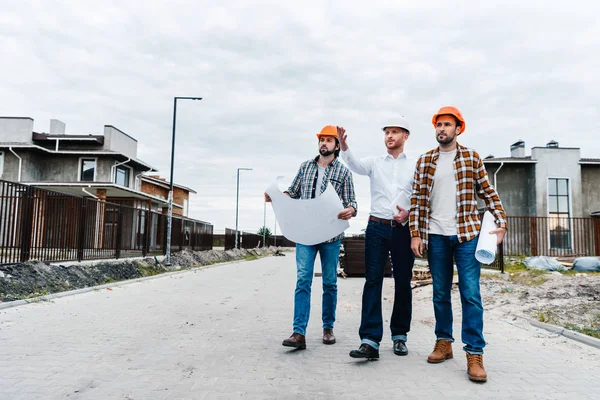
[
  {"xmin": 0, "ymin": 258, "xmax": 250, "ymax": 311},
  {"xmin": 526, "ymin": 317, "xmax": 600, "ymax": 350}
]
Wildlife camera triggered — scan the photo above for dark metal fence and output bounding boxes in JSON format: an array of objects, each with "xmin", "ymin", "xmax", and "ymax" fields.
[
  {"xmin": 0, "ymin": 179, "xmax": 213, "ymax": 265},
  {"xmin": 504, "ymin": 216, "xmax": 600, "ymax": 257},
  {"xmin": 223, "ymin": 229, "xmax": 295, "ymax": 250}
]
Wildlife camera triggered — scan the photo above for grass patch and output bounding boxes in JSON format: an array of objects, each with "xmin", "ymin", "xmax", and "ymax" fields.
[
  {"xmin": 564, "ymin": 325, "xmax": 600, "ymax": 339},
  {"xmin": 508, "ymin": 268, "xmax": 549, "ymax": 286},
  {"xmin": 536, "ymin": 308, "xmax": 560, "ymax": 325},
  {"xmin": 562, "ymin": 269, "xmax": 600, "ymax": 276}
]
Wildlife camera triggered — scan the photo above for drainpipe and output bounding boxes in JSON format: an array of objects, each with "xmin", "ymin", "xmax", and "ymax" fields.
[
  {"xmin": 134, "ymin": 168, "xmax": 153, "ymax": 191},
  {"xmin": 8, "ymin": 147, "xmax": 22, "ymax": 182},
  {"xmin": 81, "ymin": 186, "xmax": 99, "ymax": 199},
  {"xmin": 494, "ymin": 162, "xmax": 504, "ymax": 191},
  {"xmin": 110, "ymin": 158, "xmax": 131, "ymax": 183}
]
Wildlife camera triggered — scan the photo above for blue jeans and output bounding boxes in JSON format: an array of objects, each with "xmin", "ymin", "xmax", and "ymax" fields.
[
  {"xmin": 427, "ymin": 234, "xmax": 485, "ymax": 354},
  {"xmin": 359, "ymin": 220, "xmax": 414, "ymax": 350},
  {"xmin": 293, "ymin": 240, "xmax": 341, "ymax": 336}
]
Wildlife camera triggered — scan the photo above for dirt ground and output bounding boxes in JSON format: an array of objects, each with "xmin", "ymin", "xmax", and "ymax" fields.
[{"xmin": 480, "ymin": 268, "xmax": 600, "ymax": 338}]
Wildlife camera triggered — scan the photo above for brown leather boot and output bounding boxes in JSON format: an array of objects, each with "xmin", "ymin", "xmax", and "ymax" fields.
[
  {"xmin": 466, "ymin": 353, "xmax": 487, "ymax": 382},
  {"xmin": 282, "ymin": 333, "xmax": 306, "ymax": 349},
  {"xmin": 323, "ymin": 329, "xmax": 336, "ymax": 345},
  {"xmin": 427, "ymin": 340, "xmax": 453, "ymax": 363}
]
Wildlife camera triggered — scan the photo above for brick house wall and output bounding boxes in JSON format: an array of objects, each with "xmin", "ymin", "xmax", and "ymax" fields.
[{"xmin": 140, "ymin": 179, "xmax": 189, "ymax": 216}]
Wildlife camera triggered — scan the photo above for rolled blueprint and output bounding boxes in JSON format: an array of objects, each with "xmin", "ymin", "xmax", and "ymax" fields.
[{"xmin": 475, "ymin": 211, "xmax": 498, "ymax": 264}]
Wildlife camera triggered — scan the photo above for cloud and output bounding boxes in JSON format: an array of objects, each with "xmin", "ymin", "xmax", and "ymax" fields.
[{"xmin": 1, "ymin": 0, "xmax": 599, "ymax": 234}]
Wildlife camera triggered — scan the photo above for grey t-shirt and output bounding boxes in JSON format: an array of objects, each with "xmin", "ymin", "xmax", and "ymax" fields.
[
  {"xmin": 429, "ymin": 149, "xmax": 458, "ymax": 236},
  {"xmin": 315, "ymin": 166, "xmax": 325, "ymax": 197}
]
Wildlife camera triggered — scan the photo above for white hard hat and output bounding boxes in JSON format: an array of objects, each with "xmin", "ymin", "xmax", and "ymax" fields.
[{"xmin": 382, "ymin": 116, "xmax": 410, "ymax": 134}]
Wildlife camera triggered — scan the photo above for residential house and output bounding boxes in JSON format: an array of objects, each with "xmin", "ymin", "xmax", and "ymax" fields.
[
  {"xmin": 0, "ymin": 116, "xmax": 169, "ymax": 210},
  {"xmin": 0, "ymin": 116, "xmax": 203, "ymax": 257},
  {"xmin": 482, "ymin": 140, "xmax": 600, "ymax": 254}
]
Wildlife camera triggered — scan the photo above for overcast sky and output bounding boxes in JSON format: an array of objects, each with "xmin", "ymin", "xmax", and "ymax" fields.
[{"xmin": 2, "ymin": 0, "xmax": 599, "ymax": 234}]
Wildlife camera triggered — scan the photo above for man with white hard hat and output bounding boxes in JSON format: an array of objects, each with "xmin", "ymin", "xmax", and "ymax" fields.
[{"xmin": 337, "ymin": 118, "xmax": 415, "ymax": 360}]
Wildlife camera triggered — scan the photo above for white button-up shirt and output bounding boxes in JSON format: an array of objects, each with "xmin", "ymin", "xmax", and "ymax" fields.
[{"xmin": 341, "ymin": 148, "xmax": 414, "ymax": 221}]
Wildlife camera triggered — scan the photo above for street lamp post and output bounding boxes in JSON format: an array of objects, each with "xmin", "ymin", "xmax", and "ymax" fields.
[
  {"xmin": 165, "ymin": 96, "xmax": 202, "ymax": 266},
  {"xmin": 235, "ymin": 167, "xmax": 252, "ymax": 249},
  {"xmin": 262, "ymin": 200, "xmax": 266, "ymax": 247}
]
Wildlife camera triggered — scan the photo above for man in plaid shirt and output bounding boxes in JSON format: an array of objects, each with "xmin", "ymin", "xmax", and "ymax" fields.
[
  {"xmin": 409, "ymin": 106, "xmax": 507, "ymax": 383},
  {"xmin": 265, "ymin": 125, "xmax": 357, "ymax": 350}
]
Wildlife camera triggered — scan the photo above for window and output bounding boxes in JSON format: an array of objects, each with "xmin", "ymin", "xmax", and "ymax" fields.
[
  {"xmin": 548, "ymin": 178, "xmax": 571, "ymax": 249},
  {"xmin": 115, "ymin": 166, "xmax": 131, "ymax": 187},
  {"xmin": 183, "ymin": 198, "xmax": 189, "ymax": 217},
  {"xmin": 79, "ymin": 158, "xmax": 96, "ymax": 181},
  {"xmin": 0, "ymin": 151, "xmax": 4, "ymax": 178}
]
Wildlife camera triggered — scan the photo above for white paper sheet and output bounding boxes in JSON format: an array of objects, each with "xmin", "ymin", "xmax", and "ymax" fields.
[
  {"xmin": 390, "ymin": 189, "xmax": 411, "ymax": 226},
  {"xmin": 265, "ymin": 178, "xmax": 350, "ymax": 246},
  {"xmin": 475, "ymin": 211, "xmax": 498, "ymax": 264}
]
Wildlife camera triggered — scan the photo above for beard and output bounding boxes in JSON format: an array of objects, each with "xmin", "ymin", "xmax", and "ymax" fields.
[
  {"xmin": 436, "ymin": 133, "xmax": 455, "ymax": 145},
  {"xmin": 320, "ymin": 147, "xmax": 335, "ymax": 156}
]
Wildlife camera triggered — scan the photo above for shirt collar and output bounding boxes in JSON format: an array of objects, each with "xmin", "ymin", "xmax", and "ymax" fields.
[
  {"xmin": 312, "ymin": 156, "xmax": 338, "ymax": 167},
  {"xmin": 384, "ymin": 152, "xmax": 407, "ymax": 160},
  {"xmin": 432, "ymin": 143, "xmax": 463, "ymax": 159}
]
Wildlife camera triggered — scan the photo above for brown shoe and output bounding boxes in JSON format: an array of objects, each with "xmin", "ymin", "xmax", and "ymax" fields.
[
  {"xmin": 282, "ymin": 333, "xmax": 306, "ymax": 349},
  {"xmin": 466, "ymin": 353, "xmax": 487, "ymax": 383},
  {"xmin": 323, "ymin": 329, "xmax": 336, "ymax": 345},
  {"xmin": 427, "ymin": 339, "xmax": 453, "ymax": 363}
]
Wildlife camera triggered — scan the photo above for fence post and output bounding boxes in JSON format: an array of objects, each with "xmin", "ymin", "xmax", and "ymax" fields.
[
  {"xmin": 115, "ymin": 206, "xmax": 123, "ymax": 259},
  {"xmin": 76, "ymin": 198, "xmax": 87, "ymax": 262},
  {"xmin": 19, "ymin": 186, "xmax": 35, "ymax": 263},
  {"xmin": 593, "ymin": 217, "xmax": 600, "ymax": 257},
  {"xmin": 179, "ymin": 217, "xmax": 183, "ymax": 252},
  {"xmin": 143, "ymin": 210, "xmax": 150, "ymax": 257},
  {"xmin": 192, "ymin": 222, "xmax": 197, "ymax": 251},
  {"xmin": 498, "ymin": 241, "xmax": 505, "ymax": 273},
  {"xmin": 530, "ymin": 218, "xmax": 538, "ymax": 256}
]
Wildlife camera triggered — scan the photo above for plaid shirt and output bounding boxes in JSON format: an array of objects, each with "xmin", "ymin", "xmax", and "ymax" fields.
[
  {"xmin": 409, "ymin": 144, "xmax": 507, "ymax": 246},
  {"xmin": 286, "ymin": 156, "xmax": 358, "ymax": 243}
]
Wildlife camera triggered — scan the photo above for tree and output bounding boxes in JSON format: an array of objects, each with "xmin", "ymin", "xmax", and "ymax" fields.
[{"xmin": 257, "ymin": 226, "xmax": 272, "ymax": 238}]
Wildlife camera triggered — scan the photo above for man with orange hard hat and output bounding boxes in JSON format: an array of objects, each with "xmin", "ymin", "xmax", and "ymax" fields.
[
  {"xmin": 409, "ymin": 106, "xmax": 508, "ymax": 383},
  {"xmin": 265, "ymin": 125, "xmax": 358, "ymax": 350}
]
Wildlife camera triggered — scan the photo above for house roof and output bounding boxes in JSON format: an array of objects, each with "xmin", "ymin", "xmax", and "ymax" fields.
[
  {"xmin": 580, "ymin": 158, "xmax": 600, "ymax": 165},
  {"xmin": 483, "ymin": 156, "xmax": 537, "ymax": 164},
  {"xmin": 484, "ymin": 155, "xmax": 600, "ymax": 165},
  {"xmin": 25, "ymin": 182, "xmax": 185, "ymax": 209},
  {"xmin": 0, "ymin": 143, "xmax": 156, "ymax": 171},
  {"xmin": 32, "ymin": 132, "xmax": 104, "ymax": 145},
  {"xmin": 140, "ymin": 175, "xmax": 197, "ymax": 194}
]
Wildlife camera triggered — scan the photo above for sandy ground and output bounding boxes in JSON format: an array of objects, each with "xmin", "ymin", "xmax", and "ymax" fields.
[{"xmin": 480, "ymin": 270, "xmax": 600, "ymax": 334}]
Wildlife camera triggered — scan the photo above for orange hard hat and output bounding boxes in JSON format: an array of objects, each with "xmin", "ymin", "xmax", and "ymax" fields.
[
  {"xmin": 432, "ymin": 106, "xmax": 466, "ymax": 134},
  {"xmin": 316, "ymin": 125, "xmax": 339, "ymax": 139}
]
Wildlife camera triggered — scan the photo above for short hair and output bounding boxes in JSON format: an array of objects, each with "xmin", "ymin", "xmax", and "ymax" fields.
[{"xmin": 437, "ymin": 115, "xmax": 462, "ymax": 129}]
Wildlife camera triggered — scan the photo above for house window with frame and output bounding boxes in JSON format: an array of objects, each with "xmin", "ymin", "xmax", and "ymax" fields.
[
  {"xmin": 548, "ymin": 178, "xmax": 571, "ymax": 249},
  {"xmin": 80, "ymin": 158, "xmax": 96, "ymax": 182},
  {"xmin": 115, "ymin": 166, "xmax": 130, "ymax": 187}
]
